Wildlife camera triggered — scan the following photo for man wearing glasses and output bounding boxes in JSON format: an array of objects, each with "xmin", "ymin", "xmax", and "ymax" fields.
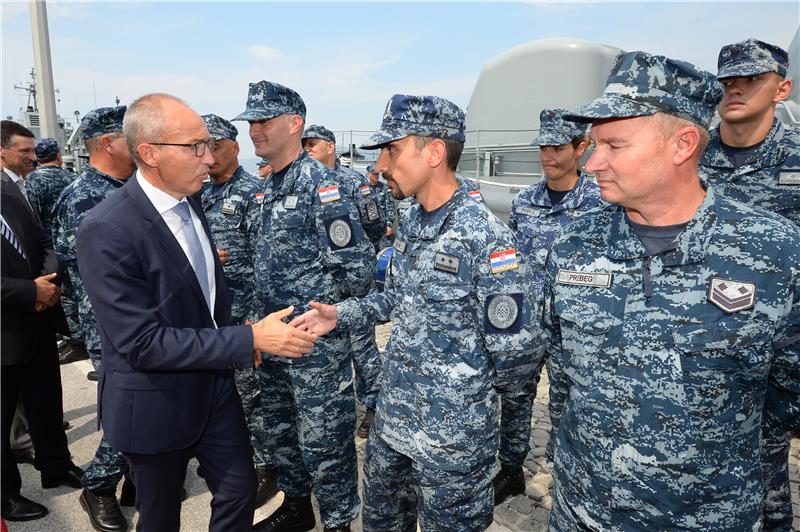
[
  {"xmin": 76, "ymin": 93, "xmax": 315, "ymax": 531},
  {"xmin": 51, "ymin": 106, "xmax": 138, "ymax": 532}
]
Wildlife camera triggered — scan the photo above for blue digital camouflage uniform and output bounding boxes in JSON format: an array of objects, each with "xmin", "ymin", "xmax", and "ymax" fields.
[
  {"xmin": 199, "ymin": 130, "xmax": 268, "ymax": 470},
  {"xmin": 396, "ymin": 174, "xmax": 481, "ymax": 228},
  {"xmin": 368, "ymin": 168, "xmax": 396, "ymax": 250},
  {"xmin": 336, "ymin": 94, "xmax": 541, "ymax": 530},
  {"xmin": 700, "ymin": 38, "xmax": 799, "ymax": 531},
  {"xmin": 26, "ymin": 145, "xmax": 82, "ymax": 344},
  {"xmin": 233, "ymin": 81, "xmax": 375, "ymax": 528},
  {"xmin": 52, "ymin": 106, "xmax": 130, "ymax": 494},
  {"xmin": 544, "ymin": 50, "xmax": 800, "ymax": 530}
]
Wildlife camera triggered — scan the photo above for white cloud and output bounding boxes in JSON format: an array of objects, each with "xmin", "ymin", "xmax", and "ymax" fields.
[{"xmin": 245, "ymin": 45, "xmax": 285, "ymax": 63}]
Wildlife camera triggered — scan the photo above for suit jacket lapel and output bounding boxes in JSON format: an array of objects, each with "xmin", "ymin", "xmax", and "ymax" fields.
[
  {"xmin": 186, "ymin": 196, "xmax": 229, "ymax": 323},
  {"xmin": 126, "ymin": 177, "xmax": 214, "ymax": 320}
]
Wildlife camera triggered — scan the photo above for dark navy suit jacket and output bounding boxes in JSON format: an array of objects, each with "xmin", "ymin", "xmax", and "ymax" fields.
[{"xmin": 76, "ymin": 175, "xmax": 253, "ymax": 455}]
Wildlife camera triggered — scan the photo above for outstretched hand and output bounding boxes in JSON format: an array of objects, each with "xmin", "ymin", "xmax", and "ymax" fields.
[
  {"xmin": 251, "ymin": 306, "xmax": 316, "ymax": 365},
  {"xmin": 289, "ymin": 301, "xmax": 338, "ymax": 337}
]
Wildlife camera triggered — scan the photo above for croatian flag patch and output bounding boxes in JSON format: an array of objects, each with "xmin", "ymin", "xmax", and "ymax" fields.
[
  {"xmin": 359, "ymin": 185, "xmax": 372, "ymax": 196},
  {"xmin": 468, "ymin": 190, "xmax": 483, "ymax": 202},
  {"xmin": 254, "ymin": 192, "xmax": 265, "ymax": 205},
  {"xmin": 318, "ymin": 185, "xmax": 341, "ymax": 203},
  {"xmin": 489, "ymin": 248, "xmax": 518, "ymax": 274}
]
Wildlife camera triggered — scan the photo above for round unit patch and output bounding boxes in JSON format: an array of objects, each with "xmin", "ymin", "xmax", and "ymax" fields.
[
  {"xmin": 328, "ymin": 219, "xmax": 353, "ymax": 248},
  {"xmin": 487, "ymin": 294, "xmax": 519, "ymax": 330}
]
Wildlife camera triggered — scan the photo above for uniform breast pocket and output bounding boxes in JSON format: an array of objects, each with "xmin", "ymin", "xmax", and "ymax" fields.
[
  {"xmin": 673, "ymin": 320, "xmax": 772, "ymax": 419},
  {"xmin": 555, "ymin": 297, "xmax": 618, "ymax": 384},
  {"xmin": 271, "ymin": 210, "xmax": 319, "ymax": 263},
  {"xmin": 421, "ymin": 282, "xmax": 473, "ymax": 353}
]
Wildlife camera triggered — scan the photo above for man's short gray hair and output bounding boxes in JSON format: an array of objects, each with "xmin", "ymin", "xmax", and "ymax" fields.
[
  {"xmin": 649, "ymin": 112, "xmax": 710, "ymax": 160},
  {"xmin": 123, "ymin": 93, "xmax": 188, "ymax": 166}
]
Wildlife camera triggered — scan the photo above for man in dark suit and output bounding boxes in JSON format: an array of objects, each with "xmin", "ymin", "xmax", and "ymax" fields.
[
  {"xmin": 1, "ymin": 120, "xmax": 84, "ymax": 522},
  {"xmin": 76, "ymin": 94, "xmax": 316, "ymax": 531}
]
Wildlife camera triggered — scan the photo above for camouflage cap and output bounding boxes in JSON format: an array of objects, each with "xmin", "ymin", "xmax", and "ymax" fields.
[
  {"xmin": 361, "ymin": 94, "xmax": 465, "ymax": 150},
  {"xmin": 80, "ymin": 105, "xmax": 126, "ymax": 142},
  {"xmin": 201, "ymin": 113, "xmax": 238, "ymax": 141},
  {"xmin": 366, "ymin": 163, "xmax": 376, "ymax": 174},
  {"xmin": 231, "ymin": 81, "xmax": 306, "ymax": 122},
  {"xmin": 257, "ymin": 157, "xmax": 271, "ymax": 168},
  {"xmin": 531, "ymin": 108, "xmax": 589, "ymax": 146},
  {"xmin": 34, "ymin": 137, "xmax": 60, "ymax": 161},
  {"xmin": 717, "ymin": 38, "xmax": 789, "ymax": 79},
  {"xmin": 302, "ymin": 124, "xmax": 336, "ymax": 143},
  {"xmin": 563, "ymin": 51, "xmax": 723, "ymax": 129}
]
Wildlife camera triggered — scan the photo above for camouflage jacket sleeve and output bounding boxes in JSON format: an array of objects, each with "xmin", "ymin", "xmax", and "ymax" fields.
[
  {"xmin": 312, "ymin": 176, "xmax": 376, "ymax": 298},
  {"xmin": 336, "ymin": 289, "xmax": 396, "ymax": 332},
  {"xmin": 473, "ymin": 222, "xmax": 542, "ymax": 395},
  {"xmin": 542, "ymin": 253, "xmax": 568, "ymax": 441}
]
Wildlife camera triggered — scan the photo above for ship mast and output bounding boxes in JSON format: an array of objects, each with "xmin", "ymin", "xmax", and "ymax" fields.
[{"xmin": 29, "ymin": 0, "xmax": 58, "ymax": 138}]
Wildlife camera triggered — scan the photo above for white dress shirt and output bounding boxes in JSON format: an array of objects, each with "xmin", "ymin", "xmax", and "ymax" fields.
[
  {"xmin": 136, "ymin": 172, "xmax": 217, "ymax": 322},
  {"xmin": 5, "ymin": 168, "xmax": 30, "ymax": 203}
]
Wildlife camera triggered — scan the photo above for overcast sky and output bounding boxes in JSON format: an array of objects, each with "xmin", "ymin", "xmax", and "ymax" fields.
[{"xmin": 3, "ymin": 1, "xmax": 798, "ymax": 167}]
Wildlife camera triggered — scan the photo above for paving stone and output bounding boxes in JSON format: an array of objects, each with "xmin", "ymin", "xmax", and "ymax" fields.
[
  {"xmin": 532, "ymin": 471, "xmax": 554, "ymax": 490},
  {"xmin": 540, "ymin": 495, "xmax": 553, "ymax": 511},
  {"xmin": 532, "ymin": 505, "xmax": 551, "ymax": 525},
  {"xmin": 509, "ymin": 495, "xmax": 536, "ymax": 515},
  {"xmin": 526, "ymin": 479, "xmax": 547, "ymax": 500}
]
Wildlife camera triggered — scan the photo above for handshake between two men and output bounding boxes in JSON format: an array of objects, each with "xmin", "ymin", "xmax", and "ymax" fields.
[{"xmin": 248, "ymin": 302, "xmax": 337, "ymax": 365}]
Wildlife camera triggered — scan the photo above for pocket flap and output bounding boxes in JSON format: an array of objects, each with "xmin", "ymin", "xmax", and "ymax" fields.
[{"xmin": 113, "ymin": 372, "xmax": 177, "ymax": 391}]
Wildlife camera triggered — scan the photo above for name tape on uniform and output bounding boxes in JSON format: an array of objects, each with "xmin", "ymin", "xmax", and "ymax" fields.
[
  {"xmin": 778, "ymin": 170, "xmax": 800, "ymax": 185},
  {"xmin": 489, "ymin": 248, "xmax": 519, "ymax": 274},
  {"xmin": 318, "ymin": 185, "xmax": 341, "ymax": 203},
  {"xmin": 556, "ymin": 269, "xmax": 612, "ymax": 288}
]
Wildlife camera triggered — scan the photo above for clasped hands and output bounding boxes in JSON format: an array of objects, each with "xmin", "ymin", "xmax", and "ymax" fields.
[
  {"xmin": 249, "ymin": 302, "xmax": 339, "ymax": 367},
  {"xmin": 34, "ymin": 272, "xmax": 61, "ymax": 312}
]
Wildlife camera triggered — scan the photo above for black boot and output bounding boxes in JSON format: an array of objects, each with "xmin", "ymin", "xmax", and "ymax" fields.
[
  {"xmin": 254, "ymin": 466, "xmax": 279, "ymax": 508},
  {"xmin": 80, "ymin": 489, "xmax": 128, "ymax": 531},
  {"xmin": 252, "ymin": 494, "xmax": 315, "ymax": 531},
  {"xmin": 357, "ymin": 407, "xmax": 375, "ymax": 439},
  {"xmin": 493, "ymin": 465, "xmax": 525, "ymax": 505}
]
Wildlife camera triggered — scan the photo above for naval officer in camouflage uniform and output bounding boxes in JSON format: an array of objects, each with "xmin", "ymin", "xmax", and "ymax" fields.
[
  {"xmin": 699, "ymin": 38, "xmax": 800, "ymax": 532},
  {"xmin": 26, "ymin": 138, "xmax": 86, "ymax": 362},
  {"xmin": 366, "ymin": 163, "xmax": 396, "ymax": 250},
  {"xmin": 543, "ymin": 50, "xmax": 800, "ymax": 530},
  {"xmin": 52, "ymin": 106, "xmax": 135, "ymax": 532},
  {"xmin": 233, "ymin": 81, "xmax": 374, "ymax": 532},
  {"xmin": 293, "ymin": 94, "xmax": 540, "ymax": 531},
  {"xmin": 495, "ymin": 108, "xmax": 600, "ymax": 504},
  {"xmin": 199, "ymin": 113, "xmax": 276, "ymax": 509},
  {"xmin": 301, "ymin": 123, "xmax": 384, "ymax": 438}
]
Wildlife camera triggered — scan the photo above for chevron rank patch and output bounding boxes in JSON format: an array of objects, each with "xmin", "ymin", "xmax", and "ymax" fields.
[
  {"xmin": 778, "ymin": 169, "xmax": 800, "ymax": 185},
  {"xmin": 318, "ymin": 185, "xmax": 341, "ymax": 203},
  {"xmin": 708, "ymin": 277, "xmax": 756, "ymax": 313},
  {"xmin": 468, "ymin": 190, "xmax": 483, "ymax": 202},
  {"xmin": 434, "ymin": 252, "xmax": 460, "ymax": 274},
  {"xmin": 489, "ymin": 248, "xmax": 518, "ymax": 274}
]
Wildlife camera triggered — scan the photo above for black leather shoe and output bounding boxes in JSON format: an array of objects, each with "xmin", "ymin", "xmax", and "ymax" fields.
[
  {"xmin": 87, "ymin": 370, "xmax": 99, "ymax": 381},
  {"xmin": 41, "ymin": 463, "xmax": 84, "ymax": 489},
  {"xmin": 80, "ymin": 489, "xmax": 128, "ymax": 532},
  {"xmin": 63, "ymin": 420, "xmax": 72, "ymax": 430},
  {"xmin": 252, "ymin": 494, "xmax": 315, "ymax": 531},
  {"xmin": 59, "ymin": 342, "xmax": 90, "ymax": 365},
  {"xmin": 357, "ymin": 408, "xmax": 375, "ymax": 439},
  {"xmin": 493, "ymin": 465, "xmax": 525, "ymax": 505},
  {"xmin": 254, "ymin": 466, "xmax": 279, "ymax": 509},
  {"xmin": 1, "ymin": 494, "xmax": 48, "ymax": 521},
  {"xmin": 119, "ymin": 476, "xmax": 136, "ymax": 507},
  {"xmin": 11, "ymin": 447, "xmax": 35, "ymax": 464}
]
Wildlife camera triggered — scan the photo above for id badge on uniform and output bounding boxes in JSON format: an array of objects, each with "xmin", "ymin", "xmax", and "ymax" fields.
[
  {"xmin": 221, "ymin": 201, "xmax": 237, "ymax": 215},
  {"xmin": 284, "ymin": 196, "xmax": 299, "ymax": 210}
]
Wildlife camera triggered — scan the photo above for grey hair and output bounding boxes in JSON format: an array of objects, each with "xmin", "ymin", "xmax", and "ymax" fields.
[
  {"xmin": 649, "ymin": 112, "xmax": 710, "ymax": 160},
  {"xmin": 123, "ymin": 93, "xmax": 188, "ymax": 166}
]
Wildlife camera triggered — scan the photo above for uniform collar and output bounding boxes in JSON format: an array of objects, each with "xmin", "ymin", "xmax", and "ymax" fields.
[
  {"xmin": 701, "ymin": 118, "xmax": 786, "ymax": 171},
  {"xmin": 210, "ymin": 165, "xmax": 244, "ymax": 199},
  {"xmin": 406, "ymin": 186, "xmax": 467, "ymax": 241},
  {"xmin": 272, "ymin": 150, "xmax": 310, "ymax": 194},
  {"xmin": 82, "ymin": 163, "xmax": 128, "ymax": 187},
  {"xmin": 528, "ymin": 172, "xmax": 591, "ymax": 213},
  {"xmin": 606, "ymin": 187, "xmax": 716, "ymax": 265}
]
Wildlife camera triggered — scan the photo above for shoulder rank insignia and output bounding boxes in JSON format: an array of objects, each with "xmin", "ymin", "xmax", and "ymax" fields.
[
  {"xmin": 284, "ymin": 195, "xmax": 299, "ymax": 210},
  {"xmin": 434, "ymin": 252, "xmax": 460, "ymax": 274},
  {"xmin": 556, "ymin": 270, "xmax": 612, "ymax": 288},
  {"xmin": 221, "ymin": 201, "xmax": 237, "ymax": 215},
  {"xmin": 468, "ymin": 190, "xmax": 483, "ymax": 202},
  {"xmin": 254, "ymin": 192, "xmax": 265, "ymax": 205},
  {"xmin": 778, "ymin": 169, "xmax": 800, "ymax": 185},
  {"xmin": 359, "ymin": 185, "xmax": 372, "ymax": 197},
  {"xmin": 489, "ymin": 248, "xmax": 518, "ymax": 274},
  {"xmin": 708, "ymin": 277, "xmax": 756, "ymax": 313},
  {"xmin": 318, "ymin": 185, "xmax": 341, "ymax": 203},
  {"xmin": 394, "ymin": 239, "xmax": 407, "ymax": 254}
]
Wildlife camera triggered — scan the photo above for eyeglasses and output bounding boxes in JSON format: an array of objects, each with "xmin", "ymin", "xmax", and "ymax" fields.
[{"xmin": 149, "ymin": 138, "xmax": 216, "ymax": 157}]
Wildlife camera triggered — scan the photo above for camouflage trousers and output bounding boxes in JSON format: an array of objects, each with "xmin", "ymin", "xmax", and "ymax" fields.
[
  {"xmin": 233, "ymin": 367, "xmax": 271, "ymax": 468},
  {"xmin": 761, "ymin": 428, "xmax": 793, "ymax": 531},
  {"xmin": 350, "ymin": 324, "xmax": 381, "ymax": 410},
  {"xmin": 498, "ymin": 360, "xmax": 542, "ymax": 467},
  {"xmin": 362, "ymin": 433, "xmax": 494, "ymax": 532},
  {"xmin": 60, "ymin": 268, "xmax": 83, "ymax": 344},
  {"xmin": 258, "ymin": 334, "xmax": 360, "ymax": 528},
  {"xmin": 82, "ymin": 349, "xmax": 127, "ymax": 492}
]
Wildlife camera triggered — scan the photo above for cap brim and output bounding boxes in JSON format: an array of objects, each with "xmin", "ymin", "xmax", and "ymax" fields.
[
  {"xmin": 562, "ymin": 94, "xmax": 659, "ymax": 123},
  {"xmin": 530, "ymin": 131, "xmax": 572, "ymax": 146},
  {"xmin": 717, "ymin": 65, "xmax": 775, "ymax": 80},
  {"xmin": 231, "ymin": 110, "xmax": 280, "ymax": 122},
  {"xmin": 360, "ymin": 128, "xmax": 409, "ymax": 150}
]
